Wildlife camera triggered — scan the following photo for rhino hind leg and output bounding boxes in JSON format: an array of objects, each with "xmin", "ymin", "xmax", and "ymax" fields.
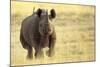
[
  {"xmin": 27, "ymin": 45, "xmax": 33, "ymax": 59},
  {"xmin": 20, "ymin": 32, "xmax": 33, "ymax": 59}
]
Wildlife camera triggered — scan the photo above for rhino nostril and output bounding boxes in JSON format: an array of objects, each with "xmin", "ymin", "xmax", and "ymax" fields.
[{"xmin": 48, "ymin": 28, "xmax": 51, "ymax": 31}]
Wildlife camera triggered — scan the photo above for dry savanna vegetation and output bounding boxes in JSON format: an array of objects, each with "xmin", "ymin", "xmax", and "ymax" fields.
[{"xmin": 11, "ymin": 1, "xmax": 95, "ymax": 66}]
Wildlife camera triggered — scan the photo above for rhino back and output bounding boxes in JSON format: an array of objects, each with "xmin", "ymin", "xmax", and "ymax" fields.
[{"xmin": 21, "ymin": 14, "xmax": 40, "ymax": 45}]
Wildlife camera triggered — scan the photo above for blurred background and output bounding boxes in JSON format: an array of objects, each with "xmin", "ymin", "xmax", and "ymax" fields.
[{"xmin": 11, "ymin": 1, "xmax": 95, "ymax": 66}]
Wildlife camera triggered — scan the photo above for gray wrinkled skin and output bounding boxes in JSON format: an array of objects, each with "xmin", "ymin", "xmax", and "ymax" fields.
[{"xmin": 20, "ymin": 8, "xmax": 56, "ymax": 59}]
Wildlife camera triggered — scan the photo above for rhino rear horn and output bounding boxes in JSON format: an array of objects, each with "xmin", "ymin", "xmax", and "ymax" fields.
[{"xmin": 33, "ymin": 7, "xmax": 35, "ymax": 13}]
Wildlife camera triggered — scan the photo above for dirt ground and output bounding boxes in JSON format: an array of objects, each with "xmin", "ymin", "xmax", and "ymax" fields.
[{"xmin": 11, "ymin": 1, "xmax": 95, "ymax": 66}]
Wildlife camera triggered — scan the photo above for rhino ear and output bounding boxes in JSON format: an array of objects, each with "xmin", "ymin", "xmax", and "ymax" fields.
[
  {"xmin": 36, "ymin": 8, "xmax": 42, "ymax": 17},
  {"xmin": 50, "ymin": 9, "xmax": 56, "ymax": 19}
]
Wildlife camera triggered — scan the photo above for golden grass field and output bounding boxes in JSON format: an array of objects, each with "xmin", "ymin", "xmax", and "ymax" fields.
[{"xmin": 11, "ymin": 1, "xmax": 95, "ymax": 66}]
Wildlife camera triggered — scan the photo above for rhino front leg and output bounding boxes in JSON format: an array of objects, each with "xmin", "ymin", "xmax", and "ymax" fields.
[
  {"xmin": 46, "ymin": 33, "xmax": 56, "ymax": 57},
  {"xmin": 34, "ymin": 45, "xmax": 44, "ymax": 59}
]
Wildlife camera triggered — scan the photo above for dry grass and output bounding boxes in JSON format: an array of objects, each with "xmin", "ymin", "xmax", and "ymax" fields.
[{"xmin": 11, "ymin": 1, "xmax": 95, "ymax": 66}]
